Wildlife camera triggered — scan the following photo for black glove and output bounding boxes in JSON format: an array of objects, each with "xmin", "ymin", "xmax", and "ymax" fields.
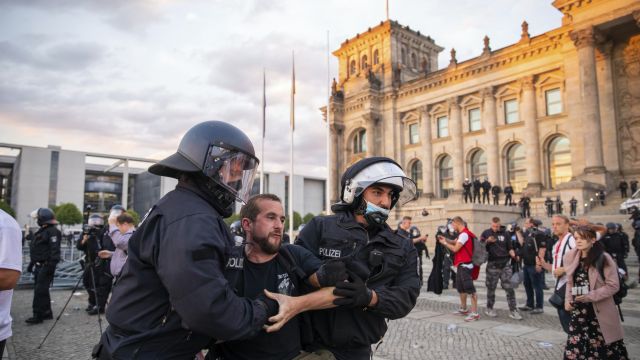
[
  {"xmin": 315, "ymin": 259, "xmax": 348, "ymax": 287},
  {"xmin": 345, "ymin": 259, "xmax": 370, "ymax": 281},
  {"xmin": 333, "ymin": 271, "xmax": 373, "ymax": 308},
  {"xmin": 27, "ymin": 261, "xmax": 34, "ymax": 273},
  {"xmin": 255, "ymin": 293, "xmax": 279, "ymax": 318}
]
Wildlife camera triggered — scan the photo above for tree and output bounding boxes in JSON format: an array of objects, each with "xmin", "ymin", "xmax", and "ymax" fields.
[
  {"xmin": 55, "ymin": 203, "xmax": 83, "ymax": 230},
  {"xmin": 127, "ymin": 209, "xmax": 141, "ymax": 225},
  {"xmin": 284, "ymin": 211, "xmax": 303, "ymax": 231},
  {"xmin": 302, "ymin": 212, "xmax": 315, "ymax": 224},
  {"xmin": 224, "ymin": 213, "xmax": 241, "ymax": 226},
  {"xmin": 0, "ymin": 200, "xmax": 15, "ymax": 218}
]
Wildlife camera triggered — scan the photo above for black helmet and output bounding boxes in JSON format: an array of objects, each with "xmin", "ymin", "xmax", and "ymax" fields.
[
  {"xmin": 230, "ymin": 220, "xmax": 244, "ymax": 237},
  {"xmin": 30, "ymin": 208, "xmax": 57, "ymax": 227},
  {"xmin": 606, "ymin": 222, "xmax": 617, "ymax": 230},
  {"xmin": 149, "ymin": 121, "xmax": 259, "ymax": 209},
  {"xmin": 409, "ymin": 225, "xmax": 421, "ymax": 238}
]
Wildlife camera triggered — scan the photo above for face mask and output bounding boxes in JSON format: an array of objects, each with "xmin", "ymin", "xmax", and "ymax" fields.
[{"xmin": 363, "ymin": 201, "xmax": 390, "ymax": 226}]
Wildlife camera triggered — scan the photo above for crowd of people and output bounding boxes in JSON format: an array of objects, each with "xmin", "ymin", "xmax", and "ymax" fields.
[{"xmin": 0, "ymin": 120, "xmax": 638, "ymax": 359}]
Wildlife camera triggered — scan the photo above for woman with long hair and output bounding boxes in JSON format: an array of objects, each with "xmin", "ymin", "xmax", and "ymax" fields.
[{"xmin": 562, "ymin": 225, "xmax": 629, "ymax": 359}]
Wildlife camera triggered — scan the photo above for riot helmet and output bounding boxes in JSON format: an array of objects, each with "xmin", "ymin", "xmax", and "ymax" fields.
[
  {"xmin": 230, "ymin": 220, "xmax": 244, "ymax": 237},
  {"xmin": 109, "ymin": 204, "xmax": 125, "ymax": 219},
  {"xmin": 409, "ymin": 225, "xmax": 421, "ymax": 238},
  {"xmin": 30, "ymin": 208, "xmax": 57, "ymax": 227},
  {"xmin": 333, "ymin": 157, "xmax": 416, "ymax": 227},
  {"xmin": 149, "ymin": 121, "xmax": 259, "ymax": 216},
  {"xmin": 88, "ymin": 214, "xmax": 104, "ymax": 227}
]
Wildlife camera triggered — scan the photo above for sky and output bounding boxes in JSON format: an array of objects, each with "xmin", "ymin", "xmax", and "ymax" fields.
[{"xmin": 0, "ymin": 0, "xmax": 561, "ymax": 176}]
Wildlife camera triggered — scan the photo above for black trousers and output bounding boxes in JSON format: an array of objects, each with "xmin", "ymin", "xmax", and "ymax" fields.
[
  {"xmin": 83, "ymin": 265, "xmax": 112, "ymax": 310},
  {"xmin": 473, "ymin": 192, "xmax": 480, "ymax": 203},
  {"xmin": 505, "ymin": 194, "xmax": 512, "ymax": 205},
  {"xmin": 493, "ymin": 195, "xmax": 499, "ymax": 205},
  {"xmin": 33, "ymin": 263, "xmax": 56, "ymax": 317},
  {"xmin": 482, "ymin": 192, "xmax": 490, "ymax": 204},
  {"xmin": 463, "ymin": 191, "xmax": 472, "ymax": 203},
  {"xmin": 0, "ymin": 339, "xmax": 5, "ymax": 359}
]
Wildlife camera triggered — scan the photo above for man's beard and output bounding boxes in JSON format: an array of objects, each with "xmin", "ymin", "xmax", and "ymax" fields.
[{"xmin": 253, "ymin": 233, "xmax": 281, "ymax": 255}]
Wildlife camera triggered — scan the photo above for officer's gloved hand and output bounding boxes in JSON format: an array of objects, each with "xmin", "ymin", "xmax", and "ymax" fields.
[
  {"xmin": 316, "ymin": 259, "xmax": 348, "ymax": 287},
  {"xmin": 26, "ymin": 261, "xmax": 34, "ymax": 273},
  {"xmin": 333, "ymin": 271, "xmax": 373, "ymax": 308},
  {"xmin": 255, "ymin": 292, "xmax": 279, "ymax": 318}
]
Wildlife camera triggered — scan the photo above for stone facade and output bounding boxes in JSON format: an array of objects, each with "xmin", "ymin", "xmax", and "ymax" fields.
[{"xmin": 325, "ymin": 0, "xmax": 640, "ymax": 231}]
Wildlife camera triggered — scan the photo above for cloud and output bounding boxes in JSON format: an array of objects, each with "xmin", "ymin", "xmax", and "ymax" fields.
[{"xmin": 0, "ymin": 40, "xmax": 107, "ymax": 71}]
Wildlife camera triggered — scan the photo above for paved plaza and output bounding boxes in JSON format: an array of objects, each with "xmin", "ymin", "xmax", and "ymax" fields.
[{"xmin": 3, "ymin": 258, "xmax": 640, "ymax": 359}]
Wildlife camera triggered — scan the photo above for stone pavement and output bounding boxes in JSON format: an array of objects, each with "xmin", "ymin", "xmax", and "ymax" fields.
[{"xmin": 4, "ymin": 258, "xmax": 640, "ymax": 359}]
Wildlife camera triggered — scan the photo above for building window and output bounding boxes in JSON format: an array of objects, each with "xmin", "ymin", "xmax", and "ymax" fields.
[
  {"xmin": 504, "ymin": 99, "xmax": 519, "ymax": 124},
  {"xmin": 401, "ymin": 48, "xmax": 407, "ymax": 64},
  {"xmin": 548, "ymin": 136, "xmax": 572, "ymax": 188},
  {"xmin": 437, "ymin": 116, "xmax": 449, "ymax": 138},
  {"xmin": 361, "ymin": 55, "xmax": 368, "ymax": 69},
  {"xmin": 410, "ymin": 160, "xmax": 423, "ymax": 192},
  {"xmin": 409, "ymin": 123, "xmax": 419, "ymax": 144},
  {"xmin": 545, "ymin": 88, "xmax": 562, "ymax": 116},
  {"xmin": 468, "ymin": 108, "xmax": 481, "ymax": 132},
  {"xmin": 349, "ymin": 59, "xmax": 357, "ymax": 76},
  {"xmin": 422, "ymin": 57, "xmax": 429, "ymax": 72},
  {"xmin": 439, "ymin": 155, "xmax": 453, "ymax": 198},
  {"xmin": 411, "ymin": 53, "xmax": 417, "ymax": 68},
  {"xmin": 506, "ymin": 143, "xmax": 527, "ymax": 193},
  {"xmin": 373, "ymin": 49, "xmax": 380, "ymax": 65},
  {"xmin": 353, "ymin": 129, "xmax": 367, "ymax": 154},
  {"xmin": 470, "ymin": 149, "xmax": 487, "ymax": 181}
]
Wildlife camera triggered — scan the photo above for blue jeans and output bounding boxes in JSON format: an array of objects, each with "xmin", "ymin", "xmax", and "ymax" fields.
[{"xmin": 523, "ymin": 265, "xmax": 544, "ymax": 309}]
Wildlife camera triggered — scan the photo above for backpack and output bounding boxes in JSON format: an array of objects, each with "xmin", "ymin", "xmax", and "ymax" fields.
[
  {"xmin": 595, "ymin": 254, "xmax": 628, "ymax": 306},
  {"xmin": 471, "ymin": 236, "xmax": 488, "ymax": 266}
]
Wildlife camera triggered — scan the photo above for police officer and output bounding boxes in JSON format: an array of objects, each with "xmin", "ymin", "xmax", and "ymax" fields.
[
  {"xmin": 77, "ymin": 214, "xmax": 113, "ymax": 315},
  {"xmin": 25, "ymin": 208, "xmax": 61, "ymax": 324},
  {"xmin": 620, "ymin": 179, "xmax": 629, "ymax": 198},
  {"xmin": 601, "ymin": 223, "xmax": 628, "ymax": 275},
  {"xmin": 544, "ymin": 197, "xmax": 554, "ymax": 218},
  {"xmin": 520, "ymin": 195, "xmax": 531, "ymax": 218},
  {"xmin": 569, "ymin": 196, "xmax": 578, "ymax": 217},
  {"xmin": 472, "ymin": 178, "xmax": 482, "ymax": 203},
  {"xmin": 631, "ymin": 180, "xmax": 639, "ymax": 195},
  {"xmin": 555, "ymin": 196, "xmax": 563, "ymax": 215},
  {"xmin": 491, "ymin": 183, "xmax": 501, "ymax": 205},
  {"xmin": 295, "ymin": 157, "xmax": 420, "ymax": 360},
  {"xmin": 462, "ymin": 178, "xmax": 472, "ymax": 203},
  {"xmin": 98, "ymin": 121, "xmax": 294, "ymax": 359},
  {"xmin": 481, "ymin": 178, "xmax": 491, "ymax": 204},
  {"xmin": 504, "ymin": 182, "xmax": 514, "ymax": 206}
]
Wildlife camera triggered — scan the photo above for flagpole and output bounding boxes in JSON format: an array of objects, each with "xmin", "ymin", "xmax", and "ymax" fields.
[
  {"xmin": 289, "ymin": 51, "xmax": 295, "ymax": 236},
  {"xmin": 260, "ymin": 68, "xmax": 266, "ymax": 194},
  {"xmin": 325, "ymin": 30, "xmax": 331, "ymax": 214}
]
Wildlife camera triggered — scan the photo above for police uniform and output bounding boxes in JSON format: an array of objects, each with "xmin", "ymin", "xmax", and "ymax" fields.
[
  {"xmin": 29, "ymin": 224, "xmax": 61, "ymax": 320},
  {"xmin": 504, "ymin": 185, "xmax": 514, "ymax": 206},
  {"xmin": 296, "ymin": 211, "xmax": 420, "ymax": 359}
]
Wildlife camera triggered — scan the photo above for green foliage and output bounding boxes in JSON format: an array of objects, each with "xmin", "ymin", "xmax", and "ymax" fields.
[
  {"xmin": 55, "ymin": 203, "xmax": 83, "ymax": 227},
  {"xmin": 224, "ymin": 213, "xmax": 241, "ymax": 226},
  {"xmin": 127, "ymin": 209, "xmax": 141, "ymax": 225},
  {"xmin": 0, "ymin": 200, "xmax": 15, "ymax": 218},
  {"xmin": 302, "ymin": 212, "xmax": 315, "ymax": 224},
  {"xmin": 284, "ymin": 211, "xmax": 303, "ymax": 231}
]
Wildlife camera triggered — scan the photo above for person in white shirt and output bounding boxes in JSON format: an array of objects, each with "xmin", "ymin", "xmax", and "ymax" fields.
[
  {"xmin": 0, "ymin": 210, "xmax": 23, "ymax": 357},
  {"xmin": 541, "ymin": 214, "xmax": 575, "ymax": 333}
]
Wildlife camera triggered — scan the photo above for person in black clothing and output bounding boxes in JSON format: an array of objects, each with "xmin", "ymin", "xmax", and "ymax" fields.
[
  {"xmin": 25, "ymin": 208, "xmax": 61, "ymax": 324},
  {"xmin": 472, "ymin": 178, "xmax": 482, "ymax": 203},
  {"xmin": 516, "ymin": 218, "xmax": 547, "ymax": 314},
  {"xmin": 601, "ymin": 223, "xmax": 628, "ymax": 277},
  {"xmin": 462, "ymin": 178, "xmax": 472, "ymax": 204},
  {"xmin": 631, "ymin": 180, "xmax": 639, "ymax": 195},
  {"xmin": 491, "ymin": 184, "xmax": 501, "ymax": 205},
  {"xmin": 480, "ymin": 217, "xmax": 521, "ymax": 320},
  {"xmin": 481, "ymin": 178, "xmax": 491, "ymax": 204},
  {"xmin": 598, "ymin": 190, "xmax": 606, "ymax": 206},
  {"xmin": 555, "ymin": 196, "xmax": 563, "ymax": 215},
  {"xmin": 544, "ymin": 197, "xmax": 554, "ymax": 218},
  {"xmin": 620, "ymin": 179, "xmax": 629, "ymax": 198},
  {"xmin": 504, "ymin": 183, "xmax": 514, "ymax": 206},
  {"xmin": 397, "ymin": 216, "xmax": 429, "ymax": 286},
  {"xmin": 295, "ymin": 157, "xmax": 420, "ymax": 360},
  {"xmin": 219, "ymin": 194, "xmax": 342, "ymax": 360},
  {"xmin": 569, "ymin": 196, "xmax": 578, "ymax": 217},
  {"xmin": 77, "ymin": 214, "xmax": 113, "ymax": 315},
  {"xmin": 519, "ymin": 195, "xmax": 531, "ymax": 218},
  {"xmin": 98, "ymin": 121, "xmax": 299, "ymax": 359}
]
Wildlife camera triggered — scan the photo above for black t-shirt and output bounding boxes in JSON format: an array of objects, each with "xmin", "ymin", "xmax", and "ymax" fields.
[
  {"xmin": 219, "ymin": 244, "xmax": 321, "ymax": 360},
  {"xmin": 480, "ymin": 229, "xmax": 511, "ymax": 262},
  {"xmin": 521, "ymin": 231, "xmax": 547, "ymax": 266}
]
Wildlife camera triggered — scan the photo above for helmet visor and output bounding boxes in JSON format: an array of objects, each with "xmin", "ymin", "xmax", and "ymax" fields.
[
  {"xmin": 203, "ymin": 144, "xmax": 259, "ymax": 204},
  {"xmin": 349, "ymin": 162, "xmax": 417, "ymax": 206}
]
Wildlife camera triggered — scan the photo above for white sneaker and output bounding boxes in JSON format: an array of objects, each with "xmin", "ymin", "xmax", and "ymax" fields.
[
  {"xmin": 484, "ymin": 308, "xmax": 497, "ymax": 317},
  {"xmin": 464, "ymin": 312, "xmax": 480, "ymax": 322},
  {"xmin": 509, "ymin": 310, "xmax": 523, "ymax": 320}
]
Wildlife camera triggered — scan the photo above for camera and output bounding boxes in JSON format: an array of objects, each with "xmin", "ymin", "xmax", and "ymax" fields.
[{"xmin": 83, "ymin": 214, "xmax": 105, "ymax": 236}]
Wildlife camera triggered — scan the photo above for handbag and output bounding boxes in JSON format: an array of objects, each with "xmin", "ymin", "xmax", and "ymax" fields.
[
  {"xmin": 548, "ymin": 284, "xmax": 566, "ymax": 309},
  {"xmin": 510, "ymin": 261, "xmax": 523, "ymax": 288}
]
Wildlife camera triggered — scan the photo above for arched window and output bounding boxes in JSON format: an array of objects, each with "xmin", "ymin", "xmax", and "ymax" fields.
[
  {"xmin": 506, "ymin": 143, "xmax": 527, "ymax": 193},
  {"xmin": 470, "ymin": 149, "xmax": 487, "ymax": 181},
  {"xmin": 410, "ymin": 160, "xmax": 423, "ymax": 192},
  {"xmin": 422, "ymin": 57, "xmax": 429, "ymax": 72},
  {"xmin": 548, "ymin": 136, "xmax": 572, "ymax": 188},
  {"xmin": 401, "ymin": 48, "xmax": 407, "ymax": 64},
  {"xmin": 411, "ymin": 53, "xmax": 417, "ymax": 68},
  {"xmin": 361, "ymin": 55, "xmax": 368, "ymax": 69},
  {"xmin": 373, "ymin": 49, "xmax": 380, "ymax": 65},
  {"xmin": 439, "ymin": 155, "xmax": 453, "ymax": 198},
  {"xmin": 349, "ymin": 59, "xmax": 357, "ymax": 76},
  {"xmin": 353, "ymin": 129, "xmax": 366, "ymax": 154}
]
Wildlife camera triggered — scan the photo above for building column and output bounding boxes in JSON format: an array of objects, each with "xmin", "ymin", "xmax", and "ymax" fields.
[
  {"xmin": 419, "ymin": 106, "xmax": 434, "ymax": 198},
  {"xmin": 449, "ymin": 97, "xmax": 463, "ymax": 193},
  {"xmin": 596, "ymin": 41, "xmax": 619, "ymax": 175},
  {"xmin": 364, "ymin": 114, "xmax": 376, "ymax": 157},
  {"xmin": 329, "ymin": 123, "xmax": 343, "ymax": 204},
  {"xmin": 521, "ymin": 75, "xmax": 542, "ymax": 195},
  {"xmin": 482, "ymin": 87, "xmax": 500, "ymax": 185},
  {"xmin": 570, "ymin": 27, "xmax": 605, "ymax": 174}
]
